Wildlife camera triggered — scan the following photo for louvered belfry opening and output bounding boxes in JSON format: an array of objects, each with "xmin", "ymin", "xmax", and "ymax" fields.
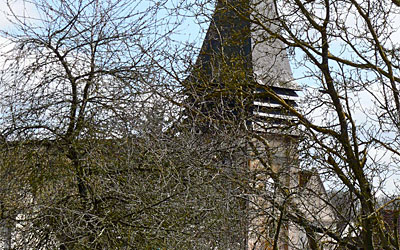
[{"xmin": 252, "ymin": 85, "xmax": 299, "ymax": 132}]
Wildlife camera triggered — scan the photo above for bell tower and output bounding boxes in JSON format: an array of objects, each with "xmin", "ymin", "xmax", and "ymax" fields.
[{"xmin": 185, "ymin": 0, "xmax": 300, "ymax": 249}]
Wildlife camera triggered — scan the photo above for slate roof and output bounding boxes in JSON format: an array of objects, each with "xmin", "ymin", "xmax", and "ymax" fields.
[{"xmin": 194, "ymin": 0, "xmax": 298, "ymax": 89}]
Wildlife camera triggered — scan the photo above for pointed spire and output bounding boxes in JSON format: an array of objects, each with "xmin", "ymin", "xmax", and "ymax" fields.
[
  {"xmin": 194, "ymin": 0, "xmax": 298, "ymax": 89},
  {"xmin": 186, "ymin": 0, "xmax": 299, "ymax": 130}
]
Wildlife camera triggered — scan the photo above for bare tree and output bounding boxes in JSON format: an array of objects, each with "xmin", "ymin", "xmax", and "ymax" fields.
[
  {"xmin": 2, "ymin": 0, "xmax": 400, "ymax": 249},
  {"xmin": 0, "ymin": 0, "xmax": 226, "ymax": 248},
  {"xmin": 0, "ymin": 0, "xmax": 252, "ymax": 249}
]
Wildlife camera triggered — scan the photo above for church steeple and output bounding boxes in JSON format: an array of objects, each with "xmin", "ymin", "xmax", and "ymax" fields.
[
  {"xmin": 185, "ymin": 1, "xmax": 302, "ymax": 249},
  {"xmin": 185, "ymin": 0, "xmax": 298, "ymax": 131},
  {"xmin": 185, "ymin": 0, "xmax": 299, "ymax": 131}
]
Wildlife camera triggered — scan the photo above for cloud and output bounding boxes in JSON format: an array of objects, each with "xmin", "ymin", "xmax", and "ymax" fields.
[{"xmin": 0, "ymin": 0, "xmax": 39, "ymax": 31}]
